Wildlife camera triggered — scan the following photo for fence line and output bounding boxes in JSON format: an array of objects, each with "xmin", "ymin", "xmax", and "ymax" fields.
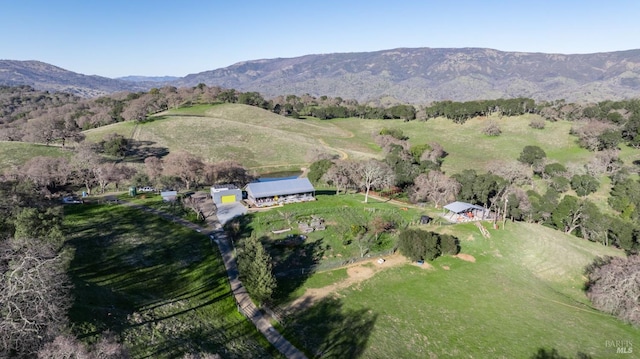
[{"xmin": 274, "ymin": 248, "xmax": 396, "ymax": 278}]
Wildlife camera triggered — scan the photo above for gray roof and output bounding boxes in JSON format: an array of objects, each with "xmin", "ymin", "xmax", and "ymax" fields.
[
  {"xmin": 443, "ymin": 201, "xmax": 486, "ymax": 213},
  {"xmin": 246, "ymin": 178, "xmax": 315, "ymax": 198}
]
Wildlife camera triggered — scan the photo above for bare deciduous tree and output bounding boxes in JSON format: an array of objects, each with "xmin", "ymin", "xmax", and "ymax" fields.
[
  {"xmin": 163, "ymin": 151, "xmax": 204, "ymax": 190},
  {"xmin": 419, "ymin": 142, "xmax": 446, "ymax": 164},
  {"xmin": 19, "ymin": 156, "xmax": 70, "ymax": 196},
  {"xmin": 0, "ymin": 241, "xmax": 71, "ymax": 357},
  {"xmin": 322, "ymin": 160, "xmax": 355, "ymax": 195},
  {"xmin": 585, "ymin": 149, "xmax": 621, "ymax": 176},
  {"xmin": 486, "ymin": 160, "xmax": 532, "ymax": 185},
  {"xmin": 409, "ymin": 171, "xmax": 460, "ymax": 207},
  {"xmin": 71, "ymin": 144, "xmax": 102, "ymax": 195},
  {"xmin": 586, "ymin": 255, "xmax": 640, "ymax": 325},
  {"xmin": 205, "ymin": 161, "xmax": 254, "ymax": 186},
  {"xmin": 351, "ymin": 160, "xmax": 395, "ymax": 203},
  {"xmin": 144, "ymin": 156, "xmax": 164, "ymax": 183}
]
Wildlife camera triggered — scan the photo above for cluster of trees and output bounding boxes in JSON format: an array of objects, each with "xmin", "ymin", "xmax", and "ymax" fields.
[
  {"xmin": 4, "ymin": 142, "xmax": 255, "ymax": 198},
  {"xmin": 141, "ymin": 152, "xmax": 254, "ymax": 191},
  {"xmin": 397, "ymin": 229, "xmax": 460, "ymax": 261},
  {"xmin": 541, "ymin": 98, "xmax": 640, "ymax": 150},
  {"xmin": 423, "ymin": 98, "xmax": 537, "ymax": 123},
  {"xmin": 585, "ymin": 255, "xmax": 640, "ymax": 325}
]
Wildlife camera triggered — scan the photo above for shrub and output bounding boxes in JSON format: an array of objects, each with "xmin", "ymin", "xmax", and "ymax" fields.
[
  {"xmin": 439, "ymin": 234, "xmax": 460, "ymax": 255},
  {"xmin": 529, "ymin": 118, "xmax": 546, "ymax": 129},
  {"xmin": 482, "ymin": 121, "xmax": 502, "ymax": 136},
  {"xmin": 397, "ymin": 229, "xmax": 460, "ymax": 261}
]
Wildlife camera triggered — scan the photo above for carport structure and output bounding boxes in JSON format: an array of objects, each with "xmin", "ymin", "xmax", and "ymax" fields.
[{"xmin": 443, "ymin": 201, "xmax": 489, "ymax": 222}]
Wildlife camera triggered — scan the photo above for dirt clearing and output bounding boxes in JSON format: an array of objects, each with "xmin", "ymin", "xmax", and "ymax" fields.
[{"xmin": 285, "ymin": 253, "xmax": 409, "ymax": 313}]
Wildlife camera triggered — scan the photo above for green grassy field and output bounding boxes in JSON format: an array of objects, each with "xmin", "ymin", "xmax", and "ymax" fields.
[
  {"xmin": 280, "ymin": 221, "xmax": 639, "ymax": 358},
  {"xmin": 0, "ymin": 141, "xmax": 72, "ymax": 169},
  {"xmin": 83, "ymin": 104, "xmax": 354, "ymax": 171},
  {"xmin": 328, "ymin": 114, "xmax": 595, "ymax": 175},
  {"xmin": 246, "ymin": 193, "xmax": 424, "ymax": 277},
  {"xmin": 64, "ymin": 204, "xmax": 280, "ymax": 358}
]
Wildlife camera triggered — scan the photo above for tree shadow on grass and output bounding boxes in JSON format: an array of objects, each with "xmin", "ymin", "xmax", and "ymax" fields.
[
  {"xmin": 66, "ymin": 205, "xmax": 233, "ymax": 348},
  {"xmin": 281, "ymin": 297, "xmax": 377, "ymax": 358},
  {"xmin": 125, "ymin": 140, "xmax": 169, "ymax": 162},
  {"xmin": 269, "ymin": 238, "xmax": 325, "ymax": 304},
  {"xmin": 530, "ymin": 347, "xmax": 593, "ymax": 359},
  {"xmin": 224, "ymin": 213, "xmax": 326, "ymax": 306}
]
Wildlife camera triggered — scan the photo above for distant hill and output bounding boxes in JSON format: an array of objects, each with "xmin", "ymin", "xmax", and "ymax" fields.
[
  {"xmin": 117, "ymin": 75, "xmax": 180, "ymax": 83},
  {"xmin": 173, "ymin": 48, "xmax": 640, "ymax": 103},
  {"xmin": 0, "ymin": 60, "xmax": 147, "ymax": 97},
  {"xmin": 4, "ymin": 47, "xmax": 640, "ymax": 102}
]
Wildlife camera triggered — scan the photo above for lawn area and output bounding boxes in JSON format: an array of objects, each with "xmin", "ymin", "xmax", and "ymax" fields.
[
  {"xmin": 280, "ymin": 221, "xmax": 639, "ymax": 358},
  {"xmin": 64, "ymin": 204, "xmax": 280, "ymax": 358}
]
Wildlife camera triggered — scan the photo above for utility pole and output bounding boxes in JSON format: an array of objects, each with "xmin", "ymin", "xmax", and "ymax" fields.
[{"xmin": 502, "ymin": 197, "xmax": 508, "ymax": 230}]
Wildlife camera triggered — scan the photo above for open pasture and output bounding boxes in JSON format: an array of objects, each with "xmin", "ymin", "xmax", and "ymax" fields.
[
  {"xmin": 64, "ymin": 204, "xmax": 279, "ymax": 358},
  {"xmin": 280, "ymin": 221, "xmax": 638, "ymax": 358}
]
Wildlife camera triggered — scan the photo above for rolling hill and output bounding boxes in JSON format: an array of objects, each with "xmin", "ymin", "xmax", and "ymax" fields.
[{"xmin": 82, "ymin": 103, "xmax": 632, "ymax": 176}]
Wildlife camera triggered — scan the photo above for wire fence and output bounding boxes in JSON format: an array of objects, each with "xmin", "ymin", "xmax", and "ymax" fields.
[{"xmin": 274, "ymin": 248, "xmax": 396, "ymax": 278}]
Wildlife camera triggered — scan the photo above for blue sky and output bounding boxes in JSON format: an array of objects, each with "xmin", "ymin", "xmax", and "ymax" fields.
[{"xmin": 2, "ymin": 0, "xmax": 639, "ymax": 78}]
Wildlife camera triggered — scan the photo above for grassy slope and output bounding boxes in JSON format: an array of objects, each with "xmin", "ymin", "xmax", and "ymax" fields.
[
  {"xmin": 282, "ymin": 221, "xmax": 638, "ymax": 358},
  {"xmin": 329, "ymin": 114, "xmax": 595, "ymax": 175},
  {"xmin": 83, "ymin": 104, "xmax": 354, "ymax": 170},
  {"xmin": 80, "ymin": 105, "xmax": 639, "ymax": 178},
  {"xmin": 0, "ymin": 141, "xmax": 71, "ymax": 168},
  {"xmin": 64, "ymin": 204, "xmax": 279, "ymax": 358}
]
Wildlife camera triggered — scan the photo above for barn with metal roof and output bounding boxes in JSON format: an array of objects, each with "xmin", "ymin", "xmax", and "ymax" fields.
[{"xmin": 245, "ymin": 178, "xmax": 316, "ymax": 207}]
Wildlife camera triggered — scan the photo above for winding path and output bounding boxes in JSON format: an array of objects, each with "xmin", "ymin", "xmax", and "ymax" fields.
[{"xmin": 119, "ymin": 200, "xmax": 307, "ymax": 359}]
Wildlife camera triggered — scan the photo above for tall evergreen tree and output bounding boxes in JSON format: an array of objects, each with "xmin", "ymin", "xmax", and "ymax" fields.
[{"xmin": 237, "ymin": 236, "xmax": 276, "ymax": 305}]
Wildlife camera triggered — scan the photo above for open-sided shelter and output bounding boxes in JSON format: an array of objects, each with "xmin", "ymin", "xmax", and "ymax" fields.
[
  {"xmin": 443, "ymin": 201, "xmax": 488, "ymax": 222},
  {"xmin": 245, "ymin": 178, "xmax": 315, "ymax": 207}
]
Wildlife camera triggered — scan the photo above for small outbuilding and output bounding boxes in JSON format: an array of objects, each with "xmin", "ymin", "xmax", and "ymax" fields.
[
  {"xmin": 210, "ymin": 184, "xmax": 242, "ymax": 205},
  {"xmin": 420, "ymin": 215, "xmax": 432, "ymax": 225},
  {"xmin": 161, "ymin": 191, "xmax": 178, "ymax": 202},
  {"xmin": 245, "ymin": 178, "xmax": 315, "ymax": 207}
]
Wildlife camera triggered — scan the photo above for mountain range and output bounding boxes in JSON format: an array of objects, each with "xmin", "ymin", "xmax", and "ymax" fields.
[{"xmin": 3, "ymin": 47, "xmax": 640, "ymax": 103}]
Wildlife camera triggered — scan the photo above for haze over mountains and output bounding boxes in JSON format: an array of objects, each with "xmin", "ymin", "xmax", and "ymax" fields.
[{"xmin": 3, "ymin": 47, "xmax": 640, "ymax": 103}]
